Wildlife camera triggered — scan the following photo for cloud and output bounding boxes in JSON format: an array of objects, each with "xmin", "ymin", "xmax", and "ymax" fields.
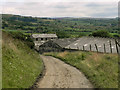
[
  {"xmin": 1, "ymin": 1, "xmax": 118, "ymax": 18},
  {"xmin": 85, "ymin": 2, "xmax": 118, "ymax": 18},
  {"xmin": 1, "ymin": 0, "xmax": 119, "ymax": 2}
]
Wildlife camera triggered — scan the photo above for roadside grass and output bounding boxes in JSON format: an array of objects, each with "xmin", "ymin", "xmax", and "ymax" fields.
[
  {"xmin": 44, "ymin": 51, "xmax": 118, "ymax": 88},
  {"xmin": 2, "ymin": 31, "xmax": 43, "ymax": 88}
]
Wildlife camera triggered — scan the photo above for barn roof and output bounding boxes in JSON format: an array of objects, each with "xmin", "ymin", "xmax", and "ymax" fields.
[
  {"xmin": 32, "ymin": 34, "xmax": 57, "ymax": 38},
  {"xmin": 52, "ymin": 38, "xmax": 79, "ymax": 48}
]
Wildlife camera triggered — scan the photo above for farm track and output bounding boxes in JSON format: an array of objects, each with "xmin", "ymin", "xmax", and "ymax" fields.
[{"xmin": 37, "ymin": 55, "xmax": 93, "ymax": 88}]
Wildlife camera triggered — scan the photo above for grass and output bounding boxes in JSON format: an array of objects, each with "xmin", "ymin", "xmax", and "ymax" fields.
[
  {"xmin": 44, "ymin": 51, "xmax": 118, "ymax": 88},
  {"xmin": 2, "ymin": 31, "xmax": 43, "ymax": 88}
]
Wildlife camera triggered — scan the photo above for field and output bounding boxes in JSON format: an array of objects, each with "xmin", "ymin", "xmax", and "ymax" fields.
[
  {"xmin": 2, "ymin": 31, "xmax": 43, "ymax": 88},
  {"xmin": 44, "ymin": 51, "xmax": 118, "ymax": 88},
  {"xmin": 2, "ymin": 14, "xmax": 120, "ymax": 38}
]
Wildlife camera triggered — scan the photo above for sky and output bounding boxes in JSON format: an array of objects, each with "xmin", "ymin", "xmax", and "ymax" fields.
[{"xmin": 0, "ymin": 0, "xmax": 119, "ymax": 18}]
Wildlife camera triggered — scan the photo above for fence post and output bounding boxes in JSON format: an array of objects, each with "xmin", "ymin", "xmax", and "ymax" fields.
[
  {"xmin": 95, "ymin": 44, "xmax": 98, "ymax": 52},
  {"xmin": 83, "ymin": 45, "xmax": 85, "ymax": 51},
  {"xmin": 115, "ymin": 39, "xmax": 119, "ymax": 54},
  {"xmin": 90, "ymin": 44, "xmax": 92, "ymax": 51},
  {"xmin": 104, "ymin": 44, "xmax": 106, "ymax": 53},
  {"xmin": 109, "ymin": 40, "xmax": 112, "ymax": 53}
]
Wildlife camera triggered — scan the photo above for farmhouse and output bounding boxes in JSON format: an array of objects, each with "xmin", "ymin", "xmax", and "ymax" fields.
[{"xmin": 31, "ymin": 34, "xmax": 58, "ymax": 50}]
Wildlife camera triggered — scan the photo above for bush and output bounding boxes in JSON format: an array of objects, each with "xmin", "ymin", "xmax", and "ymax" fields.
[
  {"xmin": 113, "ymin": 34, "xmax": 120, "ymax": 38},
  {"xmin": 56, "ymin": 31, "xmax": 70, "ymax": 38},
  {"xmin": 91, "ymin": 30, "xmax": 111, "ymax": 38}
]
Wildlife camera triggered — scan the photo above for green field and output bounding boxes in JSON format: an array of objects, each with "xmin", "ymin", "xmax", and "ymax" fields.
[
  {"xmin": 2, "ymin": 14, "xmax": 119, "ymax": 38},
  {"xmin": 2, "ymin": 31, "xmax": 43, "ymax": 88},
  {"xmin": 44, "ymin": 51, "xmax": 118, "ymax": 88}
]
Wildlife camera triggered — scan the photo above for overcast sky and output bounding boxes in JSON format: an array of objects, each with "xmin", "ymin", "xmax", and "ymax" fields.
[{"xmin": 0, "ymin": 0, "xmax": 119, "ymax": 18}]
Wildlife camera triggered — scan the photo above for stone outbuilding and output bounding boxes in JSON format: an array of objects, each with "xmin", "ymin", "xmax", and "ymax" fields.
[{"xmin": 31, "ymin": 34, "xmax": 58, "ymax": 50}]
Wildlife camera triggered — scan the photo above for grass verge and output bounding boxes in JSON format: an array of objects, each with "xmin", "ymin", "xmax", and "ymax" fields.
[{"xmin": 2, "ymin": 31, "xmax": 43, "ymax": 88}]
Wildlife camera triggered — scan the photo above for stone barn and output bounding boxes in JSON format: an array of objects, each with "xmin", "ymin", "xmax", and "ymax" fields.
[{"xmin": 31, "ymin": 34, "xmax": 58, "ymax": 50}]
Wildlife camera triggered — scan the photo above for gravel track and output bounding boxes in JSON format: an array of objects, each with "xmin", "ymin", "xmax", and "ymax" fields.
[{"xmin": 37, "ymin": 55, "xmax": 93, "ymax": 88}]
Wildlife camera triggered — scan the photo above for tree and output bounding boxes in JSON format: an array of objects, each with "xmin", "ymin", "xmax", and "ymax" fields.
[
  {"xmin": 56, "ymin": 31, "xmax": 69, "ymax": 38},
  {"xmin": 91, "ymin": 30, "xmax": 111, "ymax": 38}
]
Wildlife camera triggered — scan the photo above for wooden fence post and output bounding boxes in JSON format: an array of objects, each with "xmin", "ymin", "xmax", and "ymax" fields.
[
  {"xmin": 104, "ymin": 44, "xmax": 106, "ymax": 53},
  {"xmin": 115, "ymin": 39, "xmax": 119, "ymax": 54},
  {"xmin": 109, "ymin": 40, "xmax": 112, "ymax": 53},
  {"xmin": 95, "ymin": 44, "xmax": 98, "ymax": 52},
  {"xmin": 83, "ymin": 45, "xmax": 85, "ymax": 51},
  {"xmin": 90, "ymin": 44, "xmax": 92, "ymax": 51}
]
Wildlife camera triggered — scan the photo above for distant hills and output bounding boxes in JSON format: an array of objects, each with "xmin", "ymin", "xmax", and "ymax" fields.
[{"xmin": 2, "ymin": 14, "xmax": 119, "ymax": 38}]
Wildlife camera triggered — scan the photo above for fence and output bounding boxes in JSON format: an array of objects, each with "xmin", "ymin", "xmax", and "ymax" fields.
[{"xmin": 66, "ymin": 37, "xmax": 120, "ymax": 54}]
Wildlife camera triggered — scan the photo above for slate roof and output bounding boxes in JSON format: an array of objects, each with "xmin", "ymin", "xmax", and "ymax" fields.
[
  {"xmin": 52, "ymin": 38, "xmax": 79, "ymax": 48},
  {"xmin": 32, "ymin": 34, "xmax": 57, "ymax": 38}
]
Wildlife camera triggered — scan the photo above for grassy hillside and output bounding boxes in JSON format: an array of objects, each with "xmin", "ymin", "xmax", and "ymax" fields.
[
  {"xmin": 2, "ymin": 31, "xmax": 43, "ymax": 88},
  {"xmin": 44, "ymin": 51, "xmax": 118, "ymax": 88}
]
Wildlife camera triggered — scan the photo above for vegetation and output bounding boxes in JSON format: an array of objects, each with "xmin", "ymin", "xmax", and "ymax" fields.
[
  {"xmin": 7, "ymin": 31, "xmax": 34, "ymax": 49},
  {"xmin": 90, "ymin": 30, "xmax": 112, "ymax": 38},
  {"xmin": 44, "ymin": 51, "xmax": 118, "ymax": 88},
  {"xmin": 2, "ymin": 14, "xmax": 119, "ymax": 38},
  {"xmin": 2, "ymin": 31, "xmax": 43, "ymax": 88}
]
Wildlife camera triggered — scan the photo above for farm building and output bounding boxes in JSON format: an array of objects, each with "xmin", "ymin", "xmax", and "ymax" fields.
[
  {"xmin": 31, "ymin": 34, "xmax": 58, "ymax": 50},
  {"xmin": 39, "ymin": 38, "xmax": 78, "ymax": 53},
  {"xmin": 38, "ymin": 37, "xmax": 119, "ymax": 54},
  {"xmin": 31, "ymin": 34, "xmax": 119, "ymax": 54}
]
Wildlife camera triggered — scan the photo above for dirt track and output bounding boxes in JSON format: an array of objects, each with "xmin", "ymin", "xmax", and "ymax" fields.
[{"xmin": 37, "ymin": 55, "xmax": 93, "ymax": 88}]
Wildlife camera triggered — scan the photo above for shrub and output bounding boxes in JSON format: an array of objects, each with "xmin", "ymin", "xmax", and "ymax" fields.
[
  {"xmin": 56, "ymin": 31, "xmax": 70, "ymax": 38},
  {"xmin": 91, "ymin": 30, "xmax": 111, "ymax": 38}
]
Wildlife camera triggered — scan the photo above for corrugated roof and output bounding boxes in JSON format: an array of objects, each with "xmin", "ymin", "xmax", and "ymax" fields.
[
  {"xmin": 32, "ymin": 34, "xmax": 57, "ymax": 38},
  {"xmin": 65, "ymin": 37, "xmax": 117, "ymax": 53}
]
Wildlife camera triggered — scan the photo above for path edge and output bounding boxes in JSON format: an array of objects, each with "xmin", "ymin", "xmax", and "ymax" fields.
[{"xmin": 29, "ymin": 55, "xmax": 46, "ymax": 89}]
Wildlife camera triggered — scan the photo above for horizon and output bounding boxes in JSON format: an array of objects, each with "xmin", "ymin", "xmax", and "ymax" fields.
[{"xmin": 2, "ymin": 13, "xmax": 118, "ymax": 19}]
